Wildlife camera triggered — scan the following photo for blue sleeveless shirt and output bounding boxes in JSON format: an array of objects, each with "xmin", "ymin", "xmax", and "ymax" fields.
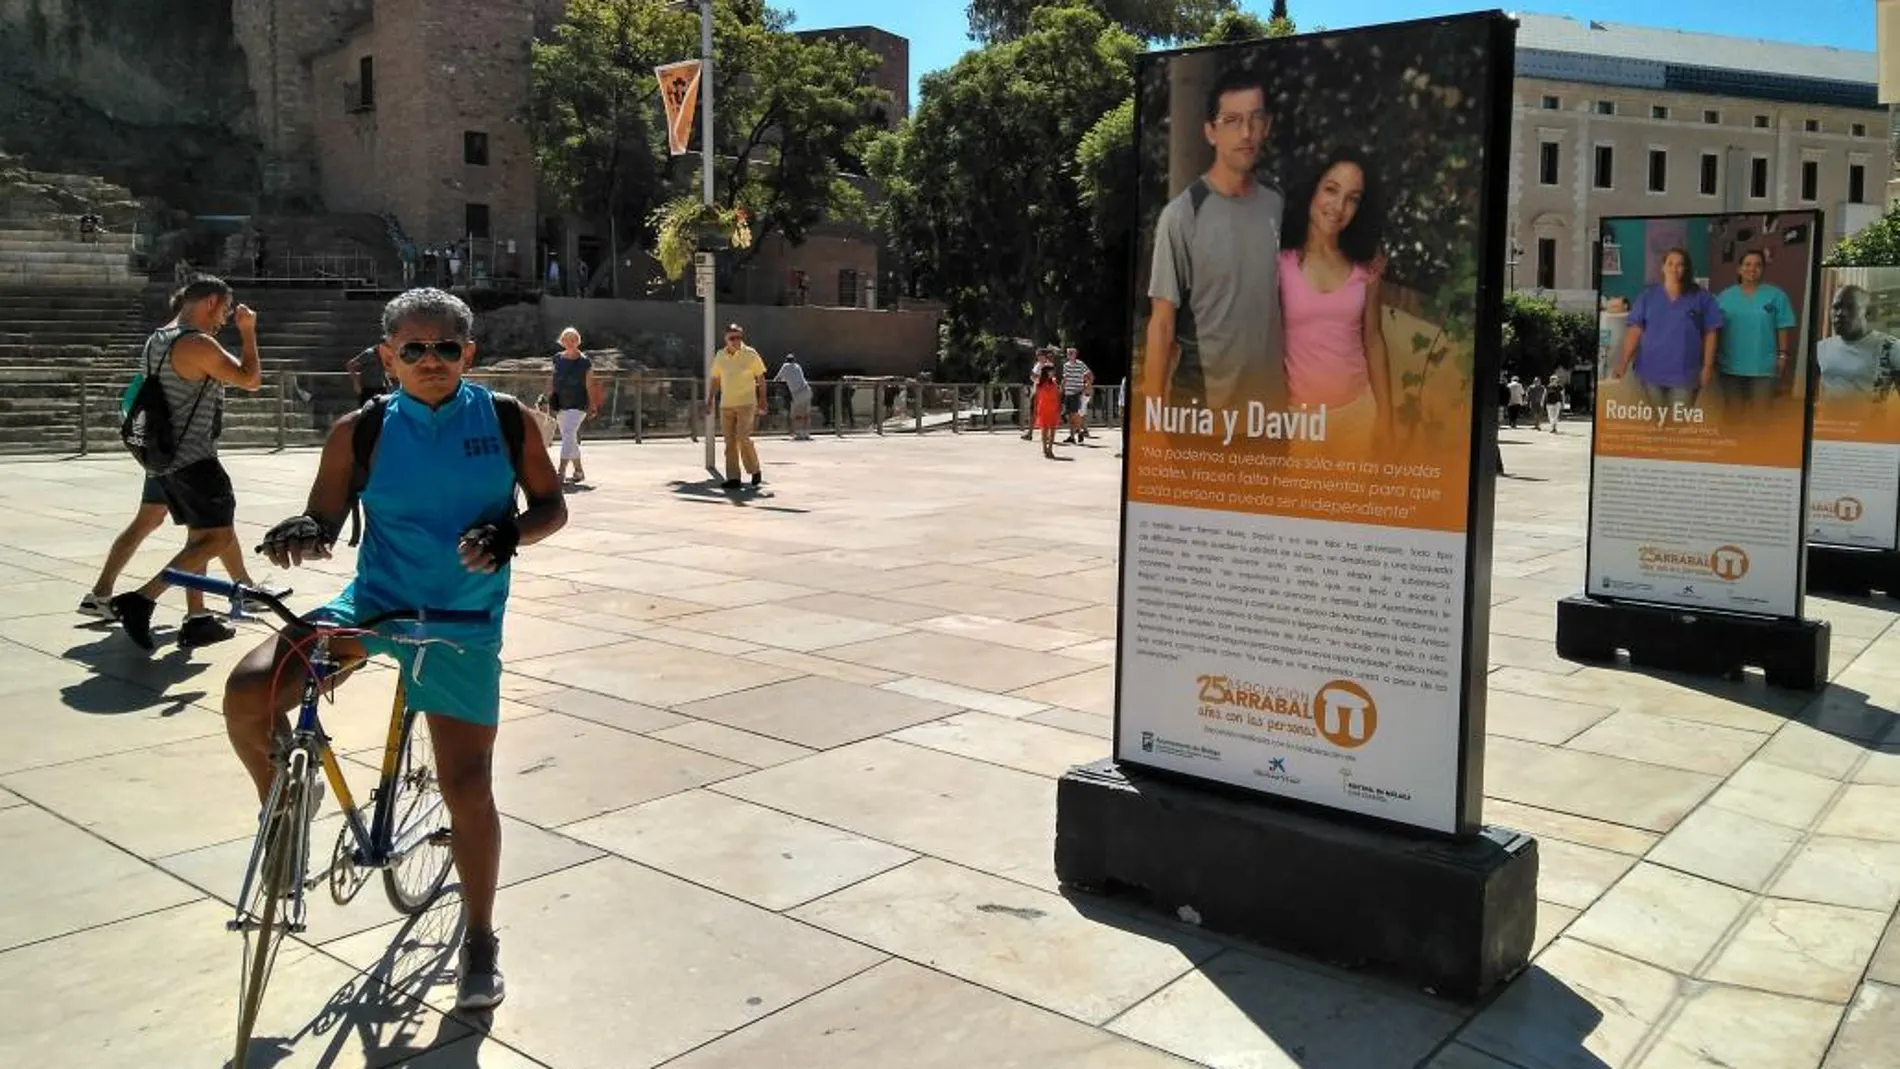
[{"xmin": 334, "ymin": 381, "xmax": 516, "ymax": 647}]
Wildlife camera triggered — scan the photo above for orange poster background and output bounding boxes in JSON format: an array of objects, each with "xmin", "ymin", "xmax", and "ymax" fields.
[
  {"xmin": 1127, "ymin": 288, "xmax": 1475, "ymax": 534},
  {"xmin": 1590, "ymin": 373, "xmax": 1806, "ymax": 467}
]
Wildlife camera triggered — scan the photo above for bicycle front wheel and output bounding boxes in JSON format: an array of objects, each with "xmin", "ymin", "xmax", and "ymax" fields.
[
  {"xmin": 382, "ymin": 710, "xmax": 455, "ymax": 914},
  {"xmin": 234, "ymin": 748, "xmax": 308, "ymax": 1068}
]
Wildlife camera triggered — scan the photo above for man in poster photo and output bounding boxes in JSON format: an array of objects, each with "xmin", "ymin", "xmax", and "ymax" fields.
[
  {"xmin": 1817, "ymin": 284, "xmax": 1899, "ymax": 402},
  {"xmin": 1143, "ymin": 67, "xmax": 1286, "ymax": 412}
]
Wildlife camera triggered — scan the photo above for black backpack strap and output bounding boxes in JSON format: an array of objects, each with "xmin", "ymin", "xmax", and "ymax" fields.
[
  {"xmin": 490, "ymin": 391, "xmax": 526, "ymax": 475},
  {"xmin": 348, "ymin": 394, "xmax": 389, "ymax": 498},
  {"xmin": 1187, "ymin": 176, "xmax": 1212, "ymax": 216}
]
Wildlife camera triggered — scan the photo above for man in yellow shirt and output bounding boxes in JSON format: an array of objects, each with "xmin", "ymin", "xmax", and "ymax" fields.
[{"xmin": 708, "ymin": 322, "xmax": 768, "ymax": 488}]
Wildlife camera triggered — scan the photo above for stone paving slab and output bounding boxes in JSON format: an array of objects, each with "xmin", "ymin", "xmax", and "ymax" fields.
[{"xmin": 2, "ymin": 426, "xmax": 1899, "ymax": 1067}]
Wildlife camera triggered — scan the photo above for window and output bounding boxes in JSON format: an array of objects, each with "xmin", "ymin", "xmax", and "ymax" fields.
[
  {"xmin": 1851, "ymin": 163, "xmax": 1868, "ymax": 204},
  {"xmin": 1651, "ymin": 105, "xmax": 1669, "ymax": 120},
  {"xmin": 1539, "ymin": 141, "xmax": 1560, "ymax": 186},
  {"xmin": 1805, "ymin": 119, "xmax": 1821, "ymax": 133},
  {"xmin": 1703, "ymin": 109, "xmax": 1721, "ymax": 125},
  {"xmin": 1853, "ymin": 122, "xmax": 1868, "ymax": 138},
  {"xmin": 1750, "ymin": 156, "xmax": 1770, "ymax": 199},
  {"xmin": 1541, "ymin": 94, "xmax": 1560, "ymax": 110},
  {"xmin": 1648, "ymin": 149, "xmax": 1668, "ymax": 193},
  {"xmin": 1596, "ymin": 100, "xmax": 1615, "ymax": 116},
  {"xmin": 1755, "ymin": 114, "xmax": 1771, "ymax": 129},
  {"xmin": 463, "ymin": 131, "xmax": 489, "ymax": 166},
  {"xmin": 1801, "ymin": 159, "xmax": 1820, "ymax": 201},
  {"xmin": 1536, "ymin": 237, "xmax": 1557, "ymax": 290},
  {"xmin": 359, "ymin": 56, "xmax": 374, "ymax": 107},
  {"xmin": 1593, "ymin": 145, "xmax": 1615, "ymax": 189},
  {"xmin": 838, "ymin": 268, "xmax": 859, "ymax": 307},
  {"xmin": 1700, "ymin": 152, "xmax": 1719, "ymax": 196},
  {"xmin": 464, "ymin": 202, "xmax": 490, "ymax": 239}
]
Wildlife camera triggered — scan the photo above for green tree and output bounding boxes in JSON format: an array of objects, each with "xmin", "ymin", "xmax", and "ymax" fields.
[
  {"xmin": 967, "ymin": 0, "xmax": 1233, "ymax": 43},
  {"xmin": 528, "ymin": 0, "xmax": 687, "ymax": 280},
  {"xmin": 529, "ymin": 0, "xmax": 880, "ymax": 286},
  {"xmin": 1500, "ymin": 292, "xmax": 1593, "ymax": 381},
  {"xmin": 871, "ymin": 2, "xmax": 1141, "ymax": 379},
  {"xmin": 1830, "ymin": 203, "xmax": 1900, "ymax": 266}
]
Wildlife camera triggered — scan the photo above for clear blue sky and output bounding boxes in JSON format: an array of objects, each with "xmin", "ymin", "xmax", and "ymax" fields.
[{"xmin": 784, "ymin": 1, "xmax": 1878, "ymax": 107}]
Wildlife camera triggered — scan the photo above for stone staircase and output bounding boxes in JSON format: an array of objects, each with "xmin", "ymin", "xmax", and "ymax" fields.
[{"xmin": 0, "ymin": 220, "xmax": 140, "ymax": 288}]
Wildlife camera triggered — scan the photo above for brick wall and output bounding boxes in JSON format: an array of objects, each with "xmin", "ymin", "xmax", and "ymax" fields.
[{"xmin": 307, "ymin": 0, "xmax": 538, "ymax": 266}]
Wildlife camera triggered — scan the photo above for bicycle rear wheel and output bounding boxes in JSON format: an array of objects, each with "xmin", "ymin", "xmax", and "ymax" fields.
[
  {"xmin": 233, "ymin": 749, "xmax": 309, "ymax": 1069},
  {"xmin": 382, "ymin": 709, "xmax": 455, "ymax": 914}
]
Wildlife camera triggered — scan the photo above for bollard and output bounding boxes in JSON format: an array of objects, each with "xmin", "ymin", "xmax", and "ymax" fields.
[
  {"xmin": 834, "ymin": 381, "xmax": 844, "ymax": 438},
  {"xmin": 913, "ymin": 380, "xmax": 923, "ymax": 436},
  {"xmin": 276, "ymin": 370, "xmax": 288, "ymax": 450},
  {"xmin": 690, "ymin": 378, "xmax": 702, "ymax": 443},
  {"xmin": 608, "ymin": 374, "xmax": 623, "ymax": 433},
  {"xmin": 633, "ymin": 382, "xmax": 645, "ymax": 444}
]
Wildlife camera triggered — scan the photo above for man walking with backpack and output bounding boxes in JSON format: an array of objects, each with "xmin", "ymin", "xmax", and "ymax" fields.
[{"xmin": 114, "ymin": 275, "xmax": 263, "ymax": 649}]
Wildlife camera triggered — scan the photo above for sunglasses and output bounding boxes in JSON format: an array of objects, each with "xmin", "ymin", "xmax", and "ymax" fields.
[{"xmin": 394, "ymin": 340, "xmax": 465, "ymax": 364}]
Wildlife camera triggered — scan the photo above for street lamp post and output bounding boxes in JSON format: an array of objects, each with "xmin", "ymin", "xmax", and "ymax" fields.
[
  {"xmin": 696, "ymin": 0, "xmax": 717, "ymax": 472},
  {"xmin": 1507, "ymin": 241, "xmax": 1522, "ymax": 291}
]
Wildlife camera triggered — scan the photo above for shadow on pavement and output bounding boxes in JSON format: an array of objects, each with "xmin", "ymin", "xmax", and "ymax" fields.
[
  {"xmin": 55, "ymin": 633, "xmax": 209, "ymax": 714},
  {"xmin": 239, "ymin": 895, "xmax": 485, "ymax": 1068},
  {"xmin": 1060, "ymin": 890, "xmax": 1610, "ymax": 1068},
  {"xmin": 667, "ymin": 479, "xmax": 811, "ymax": 514}
]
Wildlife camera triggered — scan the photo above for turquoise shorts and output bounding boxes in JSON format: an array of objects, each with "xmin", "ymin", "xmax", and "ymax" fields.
[{"xmin": 310, "ymin": 602, "xmax": 503, "ymax": 728}]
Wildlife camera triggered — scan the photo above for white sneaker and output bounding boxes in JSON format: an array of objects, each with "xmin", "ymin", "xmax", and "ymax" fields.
[{"xmin": 78, "ymin": 593, "xmax": 117, "ymax": 621}]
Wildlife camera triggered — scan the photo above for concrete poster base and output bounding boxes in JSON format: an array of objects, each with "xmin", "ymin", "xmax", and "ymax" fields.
[
  {"xmin": 1807, "ymin": 545, "xmax": 1900, "ymax": 599},
  {"xmin": 1052, "ymin": 759, "xmax": 1538, "ymax": 1003},
  {"xmin": 1555, "ymin": 594, "xmax": 1830, "ymax": 691}
]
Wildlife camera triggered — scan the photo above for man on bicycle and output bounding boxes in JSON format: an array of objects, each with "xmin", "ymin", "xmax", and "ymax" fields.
[{"xmin": 224, "ymin": 287, "xmax": 566, "ymax": 1012}]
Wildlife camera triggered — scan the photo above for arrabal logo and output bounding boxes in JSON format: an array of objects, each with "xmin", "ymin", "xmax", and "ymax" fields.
[
  {"xmin": 1709, "ymin": 545, "xmax": 1749, "ymax": 582},
  {"xmin": 1636, "ymin": 544, "xmax": 1749, "ymax": 583},
  {"xmin": 1810, "ymin": 496, "xmax": 1865, "ymax": 522},
  {"xmin": 1313, "ymin": 679, "xmax": 1377, "ymax": 749}
]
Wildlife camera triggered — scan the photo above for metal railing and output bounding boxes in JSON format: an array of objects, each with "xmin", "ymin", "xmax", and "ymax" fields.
[{"xmin": 0, "ymin": 368, "xmax": 1128, "ymax": 456}]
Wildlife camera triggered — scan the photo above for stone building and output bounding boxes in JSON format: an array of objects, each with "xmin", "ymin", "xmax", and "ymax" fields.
[{"xmin": 1510, "ymin": 15, "xmax": 1885, "ymax": 310}]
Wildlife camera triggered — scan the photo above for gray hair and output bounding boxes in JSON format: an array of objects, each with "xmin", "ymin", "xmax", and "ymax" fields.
[{"xmin": 382, "ymin": 287, "xmax": 474, "ymax": 339}]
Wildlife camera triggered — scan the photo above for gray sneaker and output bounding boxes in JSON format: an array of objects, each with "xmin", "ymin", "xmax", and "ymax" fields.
[{"xmin": 456, "ymin": 932, "xmax": 505, "ymax": 1012}]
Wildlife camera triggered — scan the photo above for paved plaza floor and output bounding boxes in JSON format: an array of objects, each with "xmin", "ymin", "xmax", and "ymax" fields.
[{"xmin": 1, "ymin": 422, "xmax": 1897, "ymax": 1068}]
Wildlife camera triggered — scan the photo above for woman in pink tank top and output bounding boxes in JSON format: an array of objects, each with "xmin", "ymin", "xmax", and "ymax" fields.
[{"xmin": 1279, "ymin": 151, "xmax": 1391, "ymax": 452}]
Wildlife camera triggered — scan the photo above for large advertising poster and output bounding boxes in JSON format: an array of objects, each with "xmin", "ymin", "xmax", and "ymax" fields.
[
  {"xmin": 1586, "ymin": 212, "xmax": 1820, "ymax": 617},
  {"xmin": 1115, "ymin": 14, "xmax": 1512, "ymax": 835},
  {"xmin": 1809, "ymin": 267, "xmax": 1900, "ymax": 550}
]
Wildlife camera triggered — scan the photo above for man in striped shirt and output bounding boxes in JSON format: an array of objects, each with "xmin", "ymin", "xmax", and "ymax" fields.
[{"xmin": 1061, "ymin": 347, "xmax": 1094, "ymax": 444}]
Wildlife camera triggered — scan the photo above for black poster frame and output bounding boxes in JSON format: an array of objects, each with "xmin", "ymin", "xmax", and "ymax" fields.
[{"xmin": 1109, "ymin": 10, "xmax": 1516, "ymax": 840}]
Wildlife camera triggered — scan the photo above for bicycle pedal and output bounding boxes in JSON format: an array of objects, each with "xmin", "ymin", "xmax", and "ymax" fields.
[{"xmin": 428, "ymin": 829, "xmax": 454, "ymax": 846}]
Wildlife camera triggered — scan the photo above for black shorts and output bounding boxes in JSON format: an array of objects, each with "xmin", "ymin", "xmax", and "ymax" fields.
[
  {"xmin": 1061, "ymin": 392, "xmax": 1084, "ymax": 416},
  {"xmin": 157, "ymin": 458, "xmax": 237, "ymax": 529},
  {"xmin": 139, "ymin": 476, "xmax": 168, "ymax": 507}
]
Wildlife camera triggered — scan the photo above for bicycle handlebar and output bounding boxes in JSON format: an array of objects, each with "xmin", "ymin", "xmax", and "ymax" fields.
[{"xmin": 159, "ymin": 569, "xmax": 492, "ymax": 632}]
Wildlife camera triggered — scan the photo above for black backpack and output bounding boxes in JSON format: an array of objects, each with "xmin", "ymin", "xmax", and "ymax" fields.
[
  {"xmin": 344, "ymin": 390, "xmax": 527, "ymax": 546},
  {"xmin": 119, "ymin": 329, "xmax": 211, "ymax": 475}
]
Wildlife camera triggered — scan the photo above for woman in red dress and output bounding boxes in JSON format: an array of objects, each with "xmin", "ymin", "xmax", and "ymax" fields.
[{"xmin": 1033, "ymin": 364, "xmax": 1063, "ymax": 458}]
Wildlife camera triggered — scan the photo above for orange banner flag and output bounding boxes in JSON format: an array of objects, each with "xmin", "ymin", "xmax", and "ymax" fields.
[{"xmin": 655, "ymin": 59, "xmax": 702, "ymax": 157}]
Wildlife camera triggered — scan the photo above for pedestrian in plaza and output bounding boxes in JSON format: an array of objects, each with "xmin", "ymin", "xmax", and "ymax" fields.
[
  {"xmin": 549, "ymin": 327, "xmax": 600, "ymax": 485},
  {"xmin": 1545, "ymin": 372, "xmax": 1565, "ymax": 432},
  {"xmin": 111, "ymin": 275, "xmax": 264, "ymax": 650},
  {"xmin": 1033, "ymin": 363, "xmax": 1063, "ymax": 459},
  {"xmin": 1062, "ymin": 347, "xmax": 1094, "ymax": 444},
  {"xmin": 1506, "ymin": 375, "xmax": 1526, "ymax": 429},
  {"xmin": 1526, "ymin": 376, "xmax": 1546, "ymax": 430},
  {"xmin": 347, "ymin": 343, "xmax": 389, "ymax": 407},
  {"xmin": 1023, "ymin": 346, "xmax": 1055, "ymax": 440},
  {"xmin": 708, "ymin": 322, "xmax": 767, "ymax": 489},
  {"xmin": 774, "ymin": 351, "xmax": 814, "ymax": 440},
  {"xmin": 80, "ymin": 480, "xmax": 286, "ymax": 622}
]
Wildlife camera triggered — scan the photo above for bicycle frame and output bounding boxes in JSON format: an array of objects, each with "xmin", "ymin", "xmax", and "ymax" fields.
[{"xmin": 227, "ymin": 630, "xmax": 439, "ymax": 931}]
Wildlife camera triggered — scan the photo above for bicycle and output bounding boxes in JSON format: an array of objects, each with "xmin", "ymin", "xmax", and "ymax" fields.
[{"xmin": 161, "ymin": 568, "xmax": 491, "ymax": 1069}]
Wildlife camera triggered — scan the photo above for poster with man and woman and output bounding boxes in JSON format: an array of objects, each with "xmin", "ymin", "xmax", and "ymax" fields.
[
  {"xmin": 1115, "ymin": 13, "xmax": 1512, "ymax": 836},
  {"xmin": 1586, "ymin": 211, "xmax": 1821, "ymax": 617}
]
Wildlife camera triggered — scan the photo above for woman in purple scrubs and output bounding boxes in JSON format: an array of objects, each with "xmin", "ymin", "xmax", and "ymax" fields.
[{"xmin": 1611, "ymin": 247, "xmax": 1724, "ymax": 409}]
